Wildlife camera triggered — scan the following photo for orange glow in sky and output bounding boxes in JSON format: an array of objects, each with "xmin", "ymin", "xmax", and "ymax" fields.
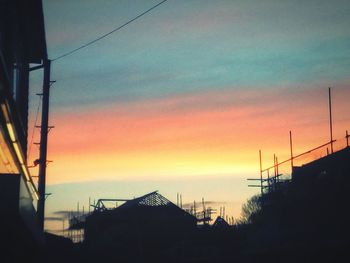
[{"xmin": 27, "ymin": 86, "xmax": 350, "ymax": 185}]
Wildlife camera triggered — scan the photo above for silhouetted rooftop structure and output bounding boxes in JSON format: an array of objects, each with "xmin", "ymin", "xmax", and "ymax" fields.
[
  {"xmin": 78, "ymin": 191, "xmax": 197, "ymax": 261},
  {"xmin": 84, "ymin": 191, "xmax": 197, "ymax": 239},
  {"xmin": 292, "ymin": 147, "xmax": 350, "ymax": 183},
  {"xmin": 213, "ymin": 216, "xmax": 230, "ymax": 230}
]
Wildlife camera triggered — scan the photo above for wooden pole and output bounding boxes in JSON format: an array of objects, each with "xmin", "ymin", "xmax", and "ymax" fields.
[
  {"xmin": 329, "ymin": 87, "xmax": 334, "ymax": 153},
  {"xmin": 276, "ymin": 156, "xmax": 279, "ymax": 183},
  {"xmin": 88, "ymin": 197, "xmax": 91, "ymax": 213},
  {"xmin": 289, "ymin": 131, "xmax": 294, "ymax": 174},
  {"xmin": 259, "ymin": 150, "xmax": 263, "ymax": 196},
  {"xmin": 274, "ymin": 154, "xmax": 277, "ymax": 186}
]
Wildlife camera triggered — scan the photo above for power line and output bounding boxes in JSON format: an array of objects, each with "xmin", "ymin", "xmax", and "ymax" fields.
[{"xmin": 52, "ymin": 0, "xmax": 168, "ymax": 62}]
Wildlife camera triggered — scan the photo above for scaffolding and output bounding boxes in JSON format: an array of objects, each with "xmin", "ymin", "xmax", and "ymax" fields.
[
  {"xmin": 248, "ymin": 130, "xmax": 349, "ymax": 195},
  {"xmin": 248, "ymin": 88, "xmax": 349, "ymax": 195}
]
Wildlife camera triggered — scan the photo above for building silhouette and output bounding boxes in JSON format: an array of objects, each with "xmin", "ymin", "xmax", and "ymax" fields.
[{"xmin": 0, "ymin": 0, "xmax": 47, "ymax": 261}]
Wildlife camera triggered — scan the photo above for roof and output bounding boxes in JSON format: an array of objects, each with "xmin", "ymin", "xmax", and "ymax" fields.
[
  {"xmin": 72, "ymin": 192, "xmax": 197, "ymax": 230},
  {"xmin": 213, "ymin": 216, "xmax": 230, "ymax": 229},
  {"xmin": 93, "ymin": 191, "xmax": 197, "ymax": 222},
  {"xmin": 118, "ymin": 191, "xmax": 174, "ymax": 208}
]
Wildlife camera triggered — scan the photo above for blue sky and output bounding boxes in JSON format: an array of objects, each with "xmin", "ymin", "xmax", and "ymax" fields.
[{"xmin": 44, "ymin": 0, "xmax": 350, "ymax": 110}]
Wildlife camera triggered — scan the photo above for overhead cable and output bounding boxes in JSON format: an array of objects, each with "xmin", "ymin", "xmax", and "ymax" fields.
[{"xmin": 52, "ymin": 0, "xmax": 168, "ymax": 61}]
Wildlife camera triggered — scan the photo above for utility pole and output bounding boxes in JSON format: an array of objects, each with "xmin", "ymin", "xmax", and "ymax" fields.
[{"xmin": 37, "ymin": 59, "xmax": 51, "ymax": 232}]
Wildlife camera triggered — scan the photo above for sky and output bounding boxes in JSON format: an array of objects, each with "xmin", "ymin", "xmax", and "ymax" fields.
[{"xmin": 27, "ymin": 0, "xmax": 350, "ymax": 233}]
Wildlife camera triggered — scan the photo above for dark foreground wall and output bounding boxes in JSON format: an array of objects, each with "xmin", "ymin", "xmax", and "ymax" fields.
[{"xmin": 0, "ymin": 174, "xmax": 42, "ymax": 262}]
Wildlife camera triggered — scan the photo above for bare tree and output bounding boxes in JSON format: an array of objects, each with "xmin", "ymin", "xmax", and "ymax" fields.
[{"xmin": 239, "ymin": 195, "xmax": 262, "ymax": 224}]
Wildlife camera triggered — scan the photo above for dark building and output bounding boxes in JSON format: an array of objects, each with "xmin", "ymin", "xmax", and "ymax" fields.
[
  {"xmin": 292, "ymin": 147, "xmax": 350, "ymax": 183},
  {"xmin": 244, "ymin": 146, "xmax": 350, "ymax": 262},
  {"xmin": 83, "ymin": 191, "xmax": 197, "ymax": 262},
  {"xmin": 0, "ymin": 0, "xmax": 47, "ymax": 261}
]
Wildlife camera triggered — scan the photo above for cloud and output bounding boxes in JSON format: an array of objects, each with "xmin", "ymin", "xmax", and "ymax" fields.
[
  {"xmin": 52, "ymin": 210, "xmax": 81, "ymax": 220},
  {"xmin": 34, "ymin": 84, "xmax": 350, "ymax": 185},
  {"xmin": 45, "ymin": 216, "xmax": 64, "ymax": 222},
  {"xmin": 48, "ymin": 85, "xmax": 345, "ymax": 153}
]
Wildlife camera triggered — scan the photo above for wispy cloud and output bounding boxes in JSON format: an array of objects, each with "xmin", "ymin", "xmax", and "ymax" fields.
[
  {"xmin": 45, "ymin": 216, "xmax": 64, "ymax": 222},
  {"xmin": 52, "ymin": 210, "xmax": 81, "ymax": 220},
  {"xmin": 49, "ymin": 85, "xmax": 349, "ymax": 154}
]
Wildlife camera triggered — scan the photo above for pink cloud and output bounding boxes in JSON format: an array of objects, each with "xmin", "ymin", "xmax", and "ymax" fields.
[{"xmin": 47, "ymin": 85, "xmax": 350, "ymax": 159}]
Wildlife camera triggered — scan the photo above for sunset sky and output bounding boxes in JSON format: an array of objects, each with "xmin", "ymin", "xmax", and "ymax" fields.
[{"xmin": 27, "ymin": 0, "xmax": 350, "ymax": 232}]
